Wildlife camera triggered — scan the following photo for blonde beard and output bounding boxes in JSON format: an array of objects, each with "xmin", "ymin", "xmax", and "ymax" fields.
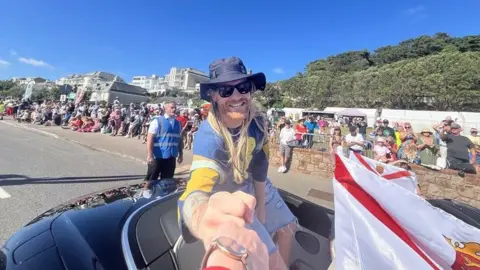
[{"xmin": 226, "ymin": 111, "xmax": 247, "ymax": 120}]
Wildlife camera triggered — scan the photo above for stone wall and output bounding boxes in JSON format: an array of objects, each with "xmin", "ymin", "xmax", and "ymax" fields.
[
  {"xmin": 269, "ymin": 141, "xmax": 480, "ymax": 208},
  {"xmin": 269, "ymin": 141, "xmax": 334, "ymax": 179}
]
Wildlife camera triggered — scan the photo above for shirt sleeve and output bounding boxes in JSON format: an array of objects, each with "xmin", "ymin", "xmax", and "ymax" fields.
[
  {"xmin": 416, "ymin": 137, "xmax": 423, "ymax": 145},
  {"xmin": 177, "ymin": 125, "xmax": 225, "ymax": 243},
  {"xmin": 249, "ymin": 132, "xmax": 269, "ymax": 183},
  {"xmin": 279, "ymin": 128, "xmax": 285, "ymax": 139},
  {"xmin": 148, "ymin": 118, "xmax": 158, "ymax": 134},
  {"xmin": 392, "ymin": 128, "xmax": 398, "ymax": 140},
  {"xmin": 467, "ymin": 137, "xmax": 474, "ymax": 149}
]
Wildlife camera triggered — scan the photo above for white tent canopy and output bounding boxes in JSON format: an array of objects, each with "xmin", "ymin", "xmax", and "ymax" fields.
[
  {"xmin": 324, "ymin": 107, "xmax": 378, "ymax": 127},
  {"xmin": 381, "ymin": 109, "xmax": 480, "ymax": 135},
  {"xmin": 459, "ymin": 112, "xmax": 480, "ymax": 132},
  {"xmin": 337, "ymin": 108, "xmax": 367, "ymax": 117}
]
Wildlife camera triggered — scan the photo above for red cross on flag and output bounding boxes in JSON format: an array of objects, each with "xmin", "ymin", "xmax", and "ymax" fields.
[{"xmin": 333, "ymin": 153, "xmax": 480, "ymax": 269}]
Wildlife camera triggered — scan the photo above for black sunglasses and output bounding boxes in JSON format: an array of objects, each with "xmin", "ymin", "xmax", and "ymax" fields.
[{"xmin": 210, "ymin": 80, "xmax": 253, "ymax": 98}]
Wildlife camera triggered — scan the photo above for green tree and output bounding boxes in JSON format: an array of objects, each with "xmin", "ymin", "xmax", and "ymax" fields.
[
  {"xmin": 48, "ymin": 86, "xmax": 61, "ymax": 100},
  {"xmin": 3, "ymin": 86, "xmax": 25, "ymax": 98},
  {"xmin": 0, "ymin": 80, "xmax": 15, "ymax": 91},
  {"xmin": 267, "ymin": 33, "xmax": 480, "ymax": 112},
  {"xmin": 255, "ymin": 83, "xmax": 283, "ymax": 108}
]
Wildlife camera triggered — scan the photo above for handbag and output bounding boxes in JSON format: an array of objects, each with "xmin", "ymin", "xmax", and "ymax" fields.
[{"xmin": 287, "ymin": 140, "xmax": 299, "ymax": 147}]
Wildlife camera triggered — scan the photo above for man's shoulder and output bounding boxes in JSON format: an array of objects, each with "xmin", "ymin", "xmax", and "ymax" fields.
[
  {"xmin": 192, "ymin": 121, "xmax": 226, "ymax": 159},
  {"xmin": 460, "ymin": 135, "xmax": 473, "ymax": 143},
  {"xmin": 248, "ymin": 117, "xmax": 268, "ymax": 144},
  {"xmin": 150, "ymin": 115, "xmax": 162, "ymax": 122},
  {"xmin": 196, "ymin": 120, "xmax": 218, "ymax": 140}
]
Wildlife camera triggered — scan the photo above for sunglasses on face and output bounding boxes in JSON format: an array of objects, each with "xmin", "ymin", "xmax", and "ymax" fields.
[
  {"xmin": 405, "ymin": 126, "xmax": 411, "ymax": 129},
  {"xmin": 210, "ymin": 80, "xmax": 253, "ymax": 98}
]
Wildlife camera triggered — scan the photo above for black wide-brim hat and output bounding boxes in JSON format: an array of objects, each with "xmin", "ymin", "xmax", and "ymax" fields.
[{"xmin": 200, "ymin": 57, "xmax": 266, "ymax": 102}]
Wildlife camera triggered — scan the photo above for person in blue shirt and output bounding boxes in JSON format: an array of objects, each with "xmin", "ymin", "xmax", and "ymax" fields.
[
  {"xmin": 305, "ymin": 116, "xmax": 318, "ymax": 148},
  {"xmin": 178, "ymin": 57, "xmax": 296, "ymax": 269}
]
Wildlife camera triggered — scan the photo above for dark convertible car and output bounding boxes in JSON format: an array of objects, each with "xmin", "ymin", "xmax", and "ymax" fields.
[{"xmin": 2, "ymin": 184, "xmax": 480, "ymax": 270}]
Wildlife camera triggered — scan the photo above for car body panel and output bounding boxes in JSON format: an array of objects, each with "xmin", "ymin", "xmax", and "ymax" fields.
[
  {"xmin": 1, "ymin": 184, "xmax": 153, "ymax": 270},
  {"xmin": 2, "ymin": 183, "xmax": 480, "ymax": 270}
]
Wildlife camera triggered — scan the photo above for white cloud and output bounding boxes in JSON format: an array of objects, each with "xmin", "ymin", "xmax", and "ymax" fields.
[
  {"xmin": 9, "ymin": 49, "xmax": 17, "ymax": 56},
  {"xmin": 406, "ymin": 5, "xmax": 425, "ymax": 15},
  {"xmin": 404, "ymin": 5, "xmax": 428, "ymax": 24},
  {"xmin": 272, "ymin": 67, "xmax": 284, "ymax": 74},
  {"xmin": 18, "ymin": 57, "xmax": 54, "ymax": 69},
  {"xmin": 0, "ymin": 59, "xmax": 11, "ymax": 67}
]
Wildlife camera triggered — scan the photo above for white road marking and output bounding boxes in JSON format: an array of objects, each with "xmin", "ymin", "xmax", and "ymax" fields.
[{"xmin": 0, "ymin": 187, "xmax": 11, "ymax": 199}]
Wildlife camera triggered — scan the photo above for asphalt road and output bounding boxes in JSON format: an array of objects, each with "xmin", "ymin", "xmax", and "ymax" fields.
[{"xmin": 0, "ymin": 123, "xmax": 147, "ymax": 245}]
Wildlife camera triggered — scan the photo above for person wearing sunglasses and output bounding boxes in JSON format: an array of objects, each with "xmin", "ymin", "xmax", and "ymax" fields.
[
  {"xmin": 178, "ymin": 57, "xmax": 296, "ymax": 269},
  {"xmin": 398, "ymin": 122, "xmax": 418, "ymax": 163}
]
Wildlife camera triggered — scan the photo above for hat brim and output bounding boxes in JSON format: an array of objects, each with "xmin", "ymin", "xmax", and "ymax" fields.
[{"xmin": 200, "ymin": 72, "xmax": 266, "ymax": 102}]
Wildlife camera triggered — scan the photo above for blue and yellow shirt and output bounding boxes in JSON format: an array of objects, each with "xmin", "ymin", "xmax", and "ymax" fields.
[{"xmin": 178, "ymin": 117, "xmax": 269, "ymax": 242}]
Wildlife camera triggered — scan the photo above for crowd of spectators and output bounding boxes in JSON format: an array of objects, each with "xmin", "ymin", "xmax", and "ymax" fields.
[
  {"xmin": 2, "ymin": 98, "xmax": 478, "ymax": 176},
  {"xmin": 273, "ymin": 114, "xmax": 479, "ymax": 175},
  {"xmin": 0, "ymin": 97, "xmax": 209, "ymax": 150}
]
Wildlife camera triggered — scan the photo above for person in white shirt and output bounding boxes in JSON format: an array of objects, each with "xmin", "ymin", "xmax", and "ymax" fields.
[
  {"xmin": 278, "ymin": 120, "xmax": 296, "ymax": 173},
  {"xmin": 374, "ymin": 136, "xmax": 393, "ymax": 163},
  {"xmin": 345, "ymin": 126, "xmax": 364, "ymax": 157}
]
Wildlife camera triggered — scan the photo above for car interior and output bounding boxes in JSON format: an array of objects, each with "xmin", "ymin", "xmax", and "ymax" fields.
[{"xmin": 125, "ymin": 190, "xmax": 334, "ymax": 270}]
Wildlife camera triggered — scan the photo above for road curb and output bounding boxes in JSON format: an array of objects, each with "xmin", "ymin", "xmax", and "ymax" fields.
[
  {"xmin": 0, "ymin": 120, "xmax": 191, "ymax": 173},
  {"xmin": 0, "ymin": 120, "xmax": 60, "ymax": 139}
]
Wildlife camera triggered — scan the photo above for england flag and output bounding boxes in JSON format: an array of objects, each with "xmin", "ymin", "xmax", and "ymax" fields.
[{"xmin": 333, "ymin": 154, "xmax": 480, "ymax": 269}]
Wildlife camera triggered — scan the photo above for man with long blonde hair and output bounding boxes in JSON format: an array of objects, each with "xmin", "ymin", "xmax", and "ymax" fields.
[{"xmin": 178, "ymin": 57, "xmax": 296, "ymax": 269}]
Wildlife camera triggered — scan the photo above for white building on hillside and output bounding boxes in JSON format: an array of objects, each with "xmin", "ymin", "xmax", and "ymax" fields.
[
  {"xmin": 9, "ymin": 77, "xmax": 47, "ymax": 85},
  {"xmin": 56, "ymin": 72, "xmax": 125, "ymax": 91},
  {"xmin": 131, "ymin": 75, "xmax": 168, "ymax": 95},
  {"xmin": 167, "ymin": 67, "xmax": 209, "ymax": 92},
  {"xmin": 130, "ymin": 67, "xmax": 209, "ymax": 95}
]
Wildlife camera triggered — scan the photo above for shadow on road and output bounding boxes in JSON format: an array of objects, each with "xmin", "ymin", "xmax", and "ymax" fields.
[
  {"xmin": 0, "ymin": 174, "xmax": 145, "ymax": 186},
  {"xmin": 0, "ymin": 168, "xmax": 190, "ymax": 186}
]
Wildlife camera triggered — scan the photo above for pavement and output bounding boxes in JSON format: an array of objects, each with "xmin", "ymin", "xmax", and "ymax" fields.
[
  {"xmin": 0, "ymin": 119, "xmax": 333, "ymax": 243},
  {"xmin": 0, "ymin": 123, "xmax": 151, "ymax": 245}
]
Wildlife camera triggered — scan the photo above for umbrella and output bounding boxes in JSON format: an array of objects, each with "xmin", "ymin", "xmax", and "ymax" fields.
[{"xmin": 336, "ymin": 108, "xmax": 366, "ymax": 117}]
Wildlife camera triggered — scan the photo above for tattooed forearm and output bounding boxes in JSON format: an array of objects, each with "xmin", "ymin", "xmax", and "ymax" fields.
[{"xmin": 183, "ymin": 192, "xmax": 210, "ymax": 236}]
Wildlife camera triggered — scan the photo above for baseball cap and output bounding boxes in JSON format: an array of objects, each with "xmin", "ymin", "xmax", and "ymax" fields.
[{"xmin": 451, "ymin": 123, "xmax": 461, "ymax": 129}]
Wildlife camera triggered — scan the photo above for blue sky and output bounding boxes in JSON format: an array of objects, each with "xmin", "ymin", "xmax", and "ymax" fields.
[{"xmin": 0, "ymin": 0, "xmax": 479, "ymax": 82}]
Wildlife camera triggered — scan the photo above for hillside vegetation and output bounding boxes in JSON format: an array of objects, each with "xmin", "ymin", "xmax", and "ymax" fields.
[{"xmin": 256, "ymin": 33, "xmax": 480, "ymax": 111}]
